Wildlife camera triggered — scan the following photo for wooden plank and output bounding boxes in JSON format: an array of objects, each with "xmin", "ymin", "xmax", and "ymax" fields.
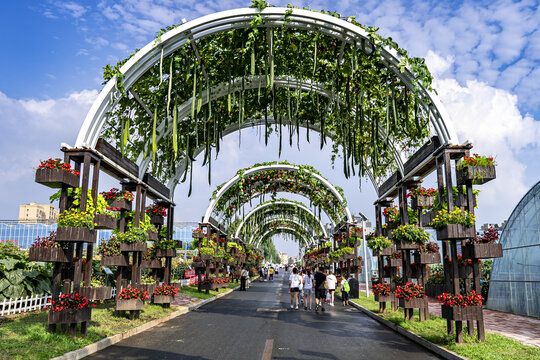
[
  {"xmin": 403, "ymin": 136, "xmax": 441, "ymax": 176},
  {"xmin": 95, "ymin": 138, "xmax": 139, "ymax": 178},
  {"xmin": 143, "ymin": 173, "xmax": 170, "ymax": 199},
  {"xmin": 377, "ymin": 171, "xmax": 401, "ymax": 198}
]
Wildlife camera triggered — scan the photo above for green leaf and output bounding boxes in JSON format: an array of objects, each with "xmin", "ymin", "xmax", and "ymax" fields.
[
  {"xmin": 2, "ymin": 284, "xmax": 25, "ymax": 299},
  {"xmin": 0, "ymin": 278, "xmax": 10, "ymax": 292},
  {"xmin": 5, "ymin": 269, "xmax": 25, "ymax": 285},
  {"xmin": 0, "ymin": 258, "xmax": 20, "ymax": 271}
]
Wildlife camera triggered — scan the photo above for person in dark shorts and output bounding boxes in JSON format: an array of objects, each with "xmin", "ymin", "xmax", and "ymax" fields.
[
  {"xmin": 314, "ymin": 267, "xmax": 327, "ymax": 312},
  {"xmin": 289, "ymin": 268, "xmax": 302, "ymax": 309}
]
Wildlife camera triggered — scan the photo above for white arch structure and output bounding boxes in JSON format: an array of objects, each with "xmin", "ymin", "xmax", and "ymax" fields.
[
  {"xmin": 74, "ymin": 7, "xmax": 459, "ymax": 200},
  {"xmin": 256, "ymin": 226, "xmax": 312, "ymax": 247},
  {"xmin": 203, "ymin": 163, "xmax": 352, "ymax": 223},
  {"xmin": 234, "ymin": 200, "xmax": 328, "ymax": 238},
  {"xmin": 250, "ymin": 220, "xmax": 315, "ymax": 246}
]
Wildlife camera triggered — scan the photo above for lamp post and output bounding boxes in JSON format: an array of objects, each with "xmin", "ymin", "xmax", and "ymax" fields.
[{"xmin": 358, "ymin": 211, "xmax": 369, "ymax": 297}]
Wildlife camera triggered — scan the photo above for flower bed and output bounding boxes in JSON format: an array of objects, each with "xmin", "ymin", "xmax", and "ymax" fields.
[
  {"xmin": 439, "ymin": 291, "xmax": 484, "ymax": 320},
  {"xmin": 431, "ymin": 209, "xmax": 476, "ymax": 240},
  {"xmin": 456, "ymin": 154, "xmax": 496, "ymax": 185},
  {"xmin": 395, "ymin": 282, "xmax": 426, "ymax": 308},
  {"xmin": 392, "ymin": 225, "xmax": 429, "ymax": 250},
  {"xmin": 48, "ymin": 292, "xmax": 93, "ymax": 326},
  {"xmin": 116, "ymin": 286, "xmax": 149, "ymax": 311}
]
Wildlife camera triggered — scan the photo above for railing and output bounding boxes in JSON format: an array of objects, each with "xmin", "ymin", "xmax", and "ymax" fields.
[{"xmin": 0, "ymin": 293, "xmax": 51, "ymax": 316}]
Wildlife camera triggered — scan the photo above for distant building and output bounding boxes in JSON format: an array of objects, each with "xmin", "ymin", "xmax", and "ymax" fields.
[
  {"xmin": 18, "ymin": 202, "xmax": 58, "ymax": 223},
  {"xmin": 480, "ymin": 222, "xmax": 506, "ymax": 232},
  {"xmin": 288, "ymin": 256, "xmax": 299, "ymax": 265},
  {"xmin": 278, "ymin": 252, "xmax": 289, "ymax": 265}
]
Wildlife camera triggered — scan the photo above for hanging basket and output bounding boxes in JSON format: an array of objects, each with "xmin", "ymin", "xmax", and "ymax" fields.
[
  {"xmin": 398, "ymin": 297, "xmax": 427, "ymax": 309},
  {"xmin": 441, "ymin": 305, "xmax": 483, "ymax": 321},
  {"xmin": 35, "ymin": 168, "xmax": 79, "ymax": 189},
  {"xmin": 413, "ymin": 252, "xmax": 441, "ymax": 264},
  {"xmin": 120, "ymin": 242, "xmax": 147, "ymax": 253},
  {"xmin": 416, "ymin": 196, "xmax": 435, "ymax": 208},
  {"xmin": 48, "ymin": 307, "xmax": 91, "ymax": 325},
  {"xmin": 109, "ymin": 198, "xmax": 131, "ymax": 211},
  {"xmin": 156, "ymin": 248, "xmax": 176, "ymax": 257},
  {"xmin": 436, "ymin": 224, "xmax": 476, "ymax": 240},
  {"xmin": 116, "ymin": 299, "xmax": 145, "ymax": 311},
  {"xmin": 153, "ymin": 295, "xmax": 174, "ymax": 304},
  {"xmin": 462, "ymin": 243, "xmax": 503, "ymax": 259},
  {"xmin": 457, "ymin": 165, "xmax": 496, "ymax": 185},
  {"xmin": 141, "ymin": 259, "xmax": 162, "ymax": 268},
  {"xmin": 56, "ymin": 227, "xmax": 96, "ymax": 243},
  {"xmin": 94, "ymin": 214, "xmax": 117, "ymax": 230},
  {"xmin": 150, "ymin": 215, "xmax": 164, "ymax": 226},
  {"xmin": 28, "ymin": 247, "xmax": 69, "ymax": 263},
  {"xmin": 79, "ymin": 286, "xmax": 112, "ymax": 301},
  {"xmin": 147, "ymin": 231, "xmax": 158, "ymax": 241},
  {"xmin": 100, "ymin": 255, "xmax": 128, "ymax": 266}
]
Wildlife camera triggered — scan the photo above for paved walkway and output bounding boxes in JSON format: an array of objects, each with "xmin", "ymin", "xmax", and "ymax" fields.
[
  {"xmin": 357, "ymin": 282, "xmax": 540, "ymax": 348},
  {"xmin": 86, "ymin": 273, "xmax": 441, "ymax": 359}
]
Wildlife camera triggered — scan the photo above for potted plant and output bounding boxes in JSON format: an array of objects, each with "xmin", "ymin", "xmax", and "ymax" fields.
[
  {"xmin": 430, "ymin": 209, "xmax": 476, "ymax": 240},
  {"xmin": 390, "ymin": 276, "xmax": 402, "ymax": 292},
  {"xmin": 155, "ymin": 239, "xmax": 179, "ymax": 257},
  {"xmin": 388, "ymin": 251, "xmax": 402, "ymax": 267},
  {"xmin": 153, "ymin": 283, "xmax": 179, "ymax": 305},
  {"xmin": 137, "ymin": 274, "xmax": 157, "ymax": 294},
  {"xmin": 94, "ymin": 193, "xmax": 119, "ymax": 230},
  {"xmin": 56, "ymin": 208, "xmax": 97, "ymax": 243},
  {"xmin": 463, "ymin": 227, "xmax": 503, "ymax": 259},
  {"xmin": 413, "ymin": 242, "xmax": 441, "ymax": 264},
  {"xmin": 395, "ymin": 282, "xmax": 426, "ymax": 309},
  {"xmin": 98, "ymin": 236, "xmax": 127, "ymax": 266},
  {"xmin": 191, "ymin": 255, "xmax": 204, "ymax": 268},
  {"xmin": 383, "ymin": 206, "xmax": 400, "ymax": 230},
  {"xmin": 28, "ymin": 231, "xmax": 70, "ymax": 262},
  {"xmin": 349, "ymin": 226, "xmax": 362, "ymax": 240},
  {"xmin": 117, "ymin": 227, "xmax": 148, "ymax": 252},
  {"xmin": 392, "ymin": 224, "xmax": 430, "ymax": 250},
  {"xmin": 48, "ymin": 291, "xmax": 94, "ymax": 333},
  {"xmin": 439, "ymin": 291, "xmax": 484, "ymax": 321},
  {"xmin": 141, "ymin": 246, "xmax": 162, "ymax": 268},
  {"xmin": 367, "ymin": 235, "xmax": 394, "ymax": 256},
  {"xmin": 192, "ymin": 228, "xmax": 204, "ymax": 239},
  {"xmin": 146, "ymin": 203, "xmax": 167, "ymax": 226},
  {"xmin": 456, "ymin": 153, "xmax": 496, "ymax": 185},
  {"xmin": 372, "ymin": 282, "xmax": 394, "ymax": 303},
  {"xmin": 80, "ymin": 278, "xmax": 113, "ymax": 301},
  {"xmin": 116, "ymin": 286, "xmax": 149, "ymax": 311},
  {"xmin": 200, "ymin": 246, "xmax": 215, "ymax": 261},
  {"xmin": 35, "ymin": 158, "xmax": 80, "ymax": 188},
  {"xmin": 408, "ymin": 187, "xmax": 437, "ymax": 208},
  {"xmin": 101, "ymin": 188, "xmax": 133, "ymax": 210}
]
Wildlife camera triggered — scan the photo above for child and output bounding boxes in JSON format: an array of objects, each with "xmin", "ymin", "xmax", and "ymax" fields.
[{"xmin": 340, "ymin": 274, "xmax": 351, "ymax": 306}]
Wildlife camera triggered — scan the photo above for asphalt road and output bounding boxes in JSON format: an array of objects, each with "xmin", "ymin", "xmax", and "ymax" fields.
[{"xmin": 86, "ymin": 272, "xmax": 441, "ymax": 360}]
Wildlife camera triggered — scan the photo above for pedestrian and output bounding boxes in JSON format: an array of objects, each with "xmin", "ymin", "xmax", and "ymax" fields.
[
  {"xmin": 326, "ymin": 270, "xmax": 337, "ymax": 306},
  {"xmin": 264, "ymin": 267, "xmax": 268, "ymax": 281},
  {"xmin": 269, "ymin": 267, "xmax": 274, "ymax": 281},
  {"xmin": 298, "ymin": 271, "xmax": 305, "ymax": 305},
  {"xmin": 340, "ymin": 273, "xmax": 351, "ymax": 306},
  {"xmin": 303, "ymin": 269, "xmax": 314, "ymax": 310},
  {"xmin": 314, "ymin": 267, "xmax": 327, "ymax": 312},
  {"xmin": 240, "ymin": 267, "xmax": 248, "ymax": 291},
  {"xmin": 289, "ymin": 268, "xmax": 301, "ymax": 309},
  {"xmin": 259, "ymin": 267, "xmax": 264, "ymax": 282}
]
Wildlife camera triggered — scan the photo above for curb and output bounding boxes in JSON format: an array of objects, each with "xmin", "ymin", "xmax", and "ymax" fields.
[
  {"xmin": 347, "ymin": 299, "xmax": 468, "ymax": 360},
  {"xmin": 51, "ymin": 285, "xmax": 241, "ymax": 360}
]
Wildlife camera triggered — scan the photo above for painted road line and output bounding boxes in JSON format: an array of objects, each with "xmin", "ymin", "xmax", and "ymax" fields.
[{"xmin": 261, "ymin": 339, "xmax": 274, "ymax": 360}]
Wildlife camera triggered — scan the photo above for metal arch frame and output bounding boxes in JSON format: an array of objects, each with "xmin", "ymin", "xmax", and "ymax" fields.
[
  {"xmin": 234, "ymin": 200, "xmax": 328, "ymax": 238},
  {"xmin": 203, "ymin": 163, "xmax": 352, "ymax": 223},
  {"xmin": 257, "ymin": 226, "xmax": 312, "ymax": 248},
  {"xmin": 74, "ymin": 7, "xmax": 459, "ymax": 187},
  {"xmin": 249, "ymin": 218, "xmax": 314, "ymax": 246}
]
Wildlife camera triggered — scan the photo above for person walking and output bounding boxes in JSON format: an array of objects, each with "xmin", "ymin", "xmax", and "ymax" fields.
[
  {"xmin": 303, "ymin": 269, "xmax": 314, "ymax": 310},
  {"xmin": 269, "ymin": 267, "xmax": 274, "ymax": 281},
  {"xmin": 298, "ymin": 271, "xmax": 305, "ymax": 306},
  {"xmin": 314, "ymin": 267, "xmax": 327, "ymax": 312},
  {"xmin": 340, "ymin": 273, "xmax": 351, "ymax": 306},
  {"xmin": 289, "ymin": 268, "xmax": 301, "ymax": 309},
  {"xmin": 240, "ymin": 267, "xmax": 248, "ymax": 291},
  {"xmin": 326, "ymin": 270, "xmax": 337, "ymax": 306}
]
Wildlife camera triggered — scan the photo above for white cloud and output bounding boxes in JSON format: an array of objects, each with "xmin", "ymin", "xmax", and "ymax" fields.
[{"xmin": 55, "ymin": 1, "xmax": 87, "ymax": 18}]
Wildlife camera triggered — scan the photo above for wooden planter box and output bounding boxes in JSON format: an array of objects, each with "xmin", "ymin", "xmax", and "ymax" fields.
[
  {"xmin": 48, "ymin": 307, "xmax": 91, "ymax": 324},
  {"xmin": 462, "ymin": 243, "xmax": 503, "ymax": 259},
  {"xmin": 101, "ymin": 255, "xmax": 128, "ymax": 266},
  {"xmin": 373, "ymin": 246, "xmax": 395, "ymax": 256},
  {"xmin": 147, "ymin": 231, "xmax": 158, "ymax": 241},
  {"xmin": 56, "ymin": 227, "xmax": 96, "ymax": 243},
  {"xmin": 436, "ymin": 224, "xmax": 476, "ymax": 240},
  {"xmin": 35, "ymin": 167, "xmax": 79, "ymax": 189},
  {"xmin": 420, "ymin": 211, "xmax": 437, "ymax": 227},
  {"xmin": 156, "ymin": 249, "xmax": 176, "ymax": 257},
  {"xmin": 201, "ymin": 254, "xmax": 214, "ymax": 261},
  {"xmin": 192, "ymin": 261, "xmax": 204, "ymax": 268},
  {"xmin": 192, "ymin": 232, "xmax": 204, "ymax": 239},
  {"xmin": 120, "ymin": 242, "xmax": 147, "ymax": 253},
  {"xmin": 80, "ymin": 286, "xmax": 112, "ymax": 301},
  {"xmin": 395, "ymin": 238, "xmax": 420, "ymax": 251},
  {"xmin": 352, "ymin": 258, "xmax": 364, "ymax": 267},
  {"xmin": 150, "ymin": 215, "xmax": 164, "ymax": 226},
  {"xmin": 458, "ymin": 264, "xmax": 473, "ymax": 279},
  {"xmin": 94, "ymin": 214, "xmax": 117, "ymax": 230},
  {"xmin": 416, "ymin": 196, "xmax": 435, "ymax": 208},
  {"xmin": 389, "ymin": 258, "xmax": 402, "ymax": 267},
  {"xmin": 398, "ymin": 297, "xmax": 427, "ymax": 309},
  {"xmin": 374, "ymin": 294, "xmax": 395, "ymax": 302},
  {"xmin": 109, "ymin": 198, "xmax": 131, "ymax": 211},
  {"xmin": 137, "ymin": 284, "xmax": 156, "ymax": 294},
  {"xmin": 153, "ymin": 295, "xmax": 174, "ymax": 304},
  {"xmin": 457, "ymin": 165, "xmax": 496, "ymax": 185},
  {"xmin": 414, "ymin": 252, "xmax": 441, "ymax": 264},
  {"xmin": 350, "ymin": 230, "xmax": 361, "ymax": 238},
  {"xmin": 116, "ymin": 299, "xmax": 144, "ymax": 311},
  {"xmin": 342, "ymin": 254, "xmax": 355, "ymax": 260},
  {"xmin": 200, "ymin": 283, "xmax": 217, "ymax": 290},
  {"xmin": 141, "ymin": 259, "xmax": 162, "ymax": 268},
  {"xmin": 425, "ymin": 283, "xmax": 447, "ymax": 298},
  {"xmin": 28, "ymin": 246, "xmax": 69, "ymax": 262},
  {"xmin": 441, "ymin": 305, "xmax": 483, "ymax": 321}
]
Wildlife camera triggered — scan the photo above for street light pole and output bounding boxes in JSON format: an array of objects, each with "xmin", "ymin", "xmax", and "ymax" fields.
[{"xmin": 358, "ymin": 211, "xmax": 369, "ymax": 297}]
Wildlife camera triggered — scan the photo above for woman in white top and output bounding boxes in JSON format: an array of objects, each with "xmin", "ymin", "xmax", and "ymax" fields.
[
  {"xmin": 326, "ymin": 270, "xmax": 337, "ymax": 306},
  {"xmin": 289, "ymin": 268, "xmax": 301, "ymax": 309},
  {"xmin": 303, "ymin": 269, "xmax": 314, "ymax": 310}
]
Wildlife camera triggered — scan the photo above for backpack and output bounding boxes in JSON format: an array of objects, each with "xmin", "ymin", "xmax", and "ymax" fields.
[{"xmin": 342, "ymin": 279, "xmax": 350, "ymax": 292}]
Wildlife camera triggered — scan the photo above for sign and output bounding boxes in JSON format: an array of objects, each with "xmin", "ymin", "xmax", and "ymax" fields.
[{"xmin": 185, "ymin": 269, "xmax": 195, "ymax": 278}]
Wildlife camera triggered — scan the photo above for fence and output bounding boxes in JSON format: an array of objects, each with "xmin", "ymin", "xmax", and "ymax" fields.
[{"xmin": 0, "ymin": 293, "xmax": 51, "ymax": 316}]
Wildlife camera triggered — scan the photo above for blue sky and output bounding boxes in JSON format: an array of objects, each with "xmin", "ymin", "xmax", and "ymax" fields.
[{"xmin": 0, "ymin": 0, "xmax": 539, "ymax": 255}]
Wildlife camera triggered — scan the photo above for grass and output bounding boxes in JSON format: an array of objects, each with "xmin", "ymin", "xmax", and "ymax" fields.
[
  {"xmin": 0, "ymin": 302, "xmax": 177, "ymax": 360},
  {"xmin": 351, "ymin": 295, "xmax": 540, "ymax": 360}
]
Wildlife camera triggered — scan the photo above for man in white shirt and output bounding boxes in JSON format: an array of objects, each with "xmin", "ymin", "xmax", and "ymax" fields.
[{"xmin": 326, "ymin": 270, "xmax": 337, "ymax": 306}]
